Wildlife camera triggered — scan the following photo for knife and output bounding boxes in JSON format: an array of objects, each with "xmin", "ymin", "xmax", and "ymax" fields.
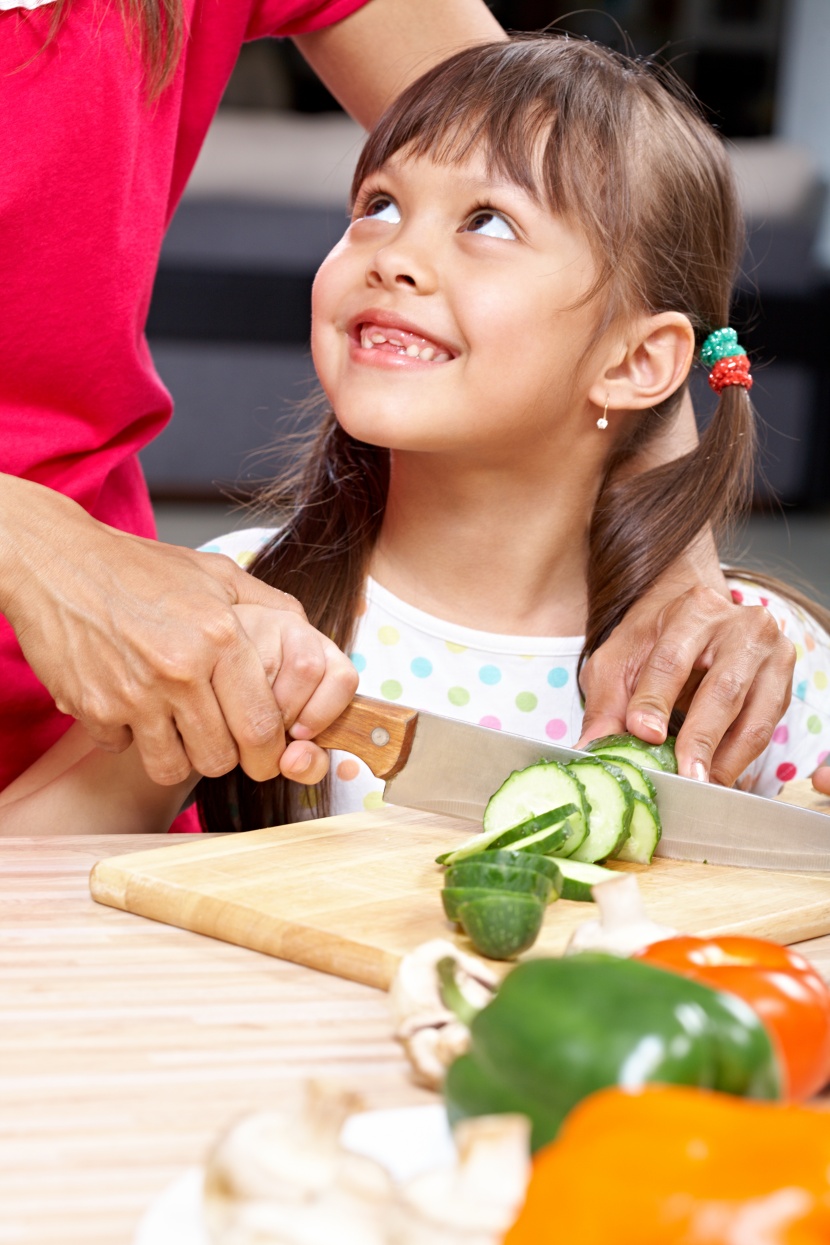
[{"xmin": 315, "ymin": 695, "xmax": 830, "ymax": 871}]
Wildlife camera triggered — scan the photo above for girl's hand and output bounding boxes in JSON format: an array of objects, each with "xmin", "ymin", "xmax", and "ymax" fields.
[
  {"xmin": 233, "ymin": 605, "xmax": 359, "ymax": 785},
  {"xmin": 813, "ymin": 766, "xmax": 830, "ymax": 797},
  {"xmin": 577, "ymin": 585, "xmax": 796, "ymax": 786}
]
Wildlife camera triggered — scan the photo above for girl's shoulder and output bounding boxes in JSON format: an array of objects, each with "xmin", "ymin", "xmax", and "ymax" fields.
[
  {"xmin": 727, "ymin": 576, "xmax": 830, "ymax": 794},
  {"xmin": 197, "ymin": 527, "xmax": 278, "ymax": 569}
]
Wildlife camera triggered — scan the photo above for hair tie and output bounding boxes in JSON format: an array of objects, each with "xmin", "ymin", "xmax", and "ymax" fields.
[{"xmin": 700, "ymin": 327, "xmax": 753, "ymax": 395}]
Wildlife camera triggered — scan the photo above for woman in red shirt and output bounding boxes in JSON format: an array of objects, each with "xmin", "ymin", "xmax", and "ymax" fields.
[{"xmin": 0, "ymin": 0, "xmax": 810, "ymax": 818}]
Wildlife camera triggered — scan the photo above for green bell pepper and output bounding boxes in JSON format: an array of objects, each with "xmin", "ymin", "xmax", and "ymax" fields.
[{"xmin": 442, "ymin": 952, "xmax": 782, "ymax": 1152}]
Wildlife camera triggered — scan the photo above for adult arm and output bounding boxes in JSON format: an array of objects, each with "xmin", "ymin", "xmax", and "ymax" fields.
[
  {"xmin": 0, "ymin": 604, "xmax": 352, "ymax": 835},
  {"xmin": 293, "ymin": 0, "xmax": 505, "ymax": 131},
  {"xmin": 0, "ymin": 475, "xmax": 355, "ymax": 787},
  {"xmin": 577, "ymin": 393, "xmax": 797, "ymax": 787}
]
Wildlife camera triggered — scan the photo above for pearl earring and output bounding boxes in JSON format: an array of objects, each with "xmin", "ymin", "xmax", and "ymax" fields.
[{"xmin": 597, "ymin": 400, "xmax": 609, "ymax": 430}]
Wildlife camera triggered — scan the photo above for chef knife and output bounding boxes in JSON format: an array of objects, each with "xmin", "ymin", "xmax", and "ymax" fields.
[{"xmin": 315, "ymin": 695, "xmax": 830, "ymax": 871}]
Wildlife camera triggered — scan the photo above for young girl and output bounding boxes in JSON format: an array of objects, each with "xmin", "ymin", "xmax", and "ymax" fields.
[{"xmin": 2, "ymin": 34, "xmax": 828, "ymax": 836}]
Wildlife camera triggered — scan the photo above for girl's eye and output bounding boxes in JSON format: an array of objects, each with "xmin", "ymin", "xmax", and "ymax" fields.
[
  {"xmin": 358, "ymin": 197, "xmax": 401, "ymax": 225},
  {"xmin": 464, "ymin": 210, "xmax": 517, "ymax": 240}
]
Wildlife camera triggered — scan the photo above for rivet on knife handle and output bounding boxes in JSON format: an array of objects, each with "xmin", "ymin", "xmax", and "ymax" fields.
[{"xmin": 314, "ymin": 695, "xmax": 419, "ymax": 779}]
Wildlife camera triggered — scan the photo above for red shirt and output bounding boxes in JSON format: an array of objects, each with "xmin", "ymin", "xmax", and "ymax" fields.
[{"xmin": 0, "ymin": 0, "xmax": 367, "ymax": 796}]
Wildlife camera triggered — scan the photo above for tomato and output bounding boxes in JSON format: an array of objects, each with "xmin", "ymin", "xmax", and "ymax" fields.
[{"xmin": 634, "ymin": 935, "xmax": 830, "ymax": 1100}]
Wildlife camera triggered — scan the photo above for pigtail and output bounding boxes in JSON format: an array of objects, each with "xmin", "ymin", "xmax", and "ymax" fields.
[
  {"xmin": 197, "ymin": 412, "xmax": 390, "ymax": 833},
  {"xmin": 582, "ymin": 378, "xmax": 756, "ymax": 668}
]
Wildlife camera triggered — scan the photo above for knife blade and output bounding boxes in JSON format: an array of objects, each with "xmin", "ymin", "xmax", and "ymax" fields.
[{"xmin": 314, "ymin": 695, "xmax": 830, "ymax": 871}]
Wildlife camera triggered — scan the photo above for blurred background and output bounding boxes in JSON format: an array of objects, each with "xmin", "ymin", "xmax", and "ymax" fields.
[{"xmin": 145, "ymin": 0, "xmax": 830, "ymax": 602}]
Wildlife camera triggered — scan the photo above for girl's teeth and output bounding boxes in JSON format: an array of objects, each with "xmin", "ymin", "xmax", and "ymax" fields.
[{"xmin": 359, "ymin": 327, "xmax": 452, "ymax": 361}]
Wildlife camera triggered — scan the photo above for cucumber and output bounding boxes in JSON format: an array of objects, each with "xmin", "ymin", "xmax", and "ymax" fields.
[
  {"xmin": 436, "ymin": 803, "xmax": 579, "ymax": 867},
  {"xmin": 613, "ymin": 792, "xmax": 661, "ymax": 864},
  {"xmin": 482, "ymin": 761, "xmax": 590, "ymax": 858},
  {"xmin": 584, "ymin": 735, "xmax": 667, "ymax": 773},
  {"xmin": 442, "ymin": 873, "xmax": 552, "ymax": 921},
  {"xmin": 599, "ymin": 757, "xmax": 657, "ymax": 802},
  {"xmin": 455, "ymin": 893, "xmax": 546, "ymax": 960},
  {"xmin": 445, "ymin": 860, "xmax": 563, "ymax": 899},
  {"xmin": 454, "ymin": 850, "xmax": 563, "ymax": 886},
  {"xmin": 556, "ymin": 858, "xmax": 619, "ymax": 902},
  {"xmin": 564, "ymin": 758, "xmax": 634, "ymax": 863}
]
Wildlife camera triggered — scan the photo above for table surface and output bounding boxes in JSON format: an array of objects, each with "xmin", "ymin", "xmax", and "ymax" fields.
[{"xmin": 4, "ymin": 834, "xmax": 830, "ymax": 1245}]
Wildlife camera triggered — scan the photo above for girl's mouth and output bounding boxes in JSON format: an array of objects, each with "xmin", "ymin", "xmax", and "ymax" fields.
[{"xmin": 353, "ymin": 320, "xmax": 455, "ymax": 364}]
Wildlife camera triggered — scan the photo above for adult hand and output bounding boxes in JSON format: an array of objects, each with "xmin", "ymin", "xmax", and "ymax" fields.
[
  {"xmin": 577, "ymin": 585, "xmax": 796, "ymax": 787},
  {"xmin": 2, "ymin": 480, "xmax": 347, "ymax": 786},
  {"xmin": 233, "ymin": 604, "xmax": 358, "ymax": 786}
]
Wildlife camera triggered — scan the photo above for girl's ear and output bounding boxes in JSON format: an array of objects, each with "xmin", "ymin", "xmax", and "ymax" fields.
[{"xmin": 588, "ymin": 312, "xmax": 695, "ymax": 413}]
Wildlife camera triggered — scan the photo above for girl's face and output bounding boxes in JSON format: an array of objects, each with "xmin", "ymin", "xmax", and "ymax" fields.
[{"xmin": 311, "ymin": 147, "xmax": 604, "ymax": 464}]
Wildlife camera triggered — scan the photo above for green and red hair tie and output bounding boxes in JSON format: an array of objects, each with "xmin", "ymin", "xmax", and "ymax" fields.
[{"xmin": 700, "ymin": 327, "xmax": 753, "ymax": 394}]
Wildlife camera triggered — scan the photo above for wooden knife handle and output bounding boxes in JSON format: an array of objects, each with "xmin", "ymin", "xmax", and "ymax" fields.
[{"xmin": 314, "ymin": 694, "xmax": 419, "ymax": 779}]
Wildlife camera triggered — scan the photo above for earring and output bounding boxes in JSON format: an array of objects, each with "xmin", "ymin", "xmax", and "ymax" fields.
[{"xmin": 596, "ymin": 400, "xmax": 609, "ymax": 430}]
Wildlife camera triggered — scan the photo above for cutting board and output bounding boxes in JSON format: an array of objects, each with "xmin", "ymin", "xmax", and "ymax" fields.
[{"xmin": 90, "ymin": 803, "xmax": 830, "ymax": 990}]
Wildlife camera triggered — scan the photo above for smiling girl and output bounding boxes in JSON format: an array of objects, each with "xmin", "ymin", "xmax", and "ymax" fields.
[
  {"xmin": 2, "ymin": 35, "xmax": 828, "ymax": 837},
  {"xmin": 194, "ymin": 35, "xmax": 830, "ymax": 833}
]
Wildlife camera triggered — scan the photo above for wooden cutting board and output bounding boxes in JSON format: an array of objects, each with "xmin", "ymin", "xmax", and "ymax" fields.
[{"xmin": 90, "ymin": 803, "xmax": 830, "ymax": 990}]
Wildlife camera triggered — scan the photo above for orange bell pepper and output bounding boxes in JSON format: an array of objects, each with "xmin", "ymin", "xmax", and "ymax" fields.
[
  {"xmin": 504, "ymin": 1085, "xmax": 830, "ymax": 1245},
  {"xmin": 633, "ymin": 936, "xmax": 830, "ymax": 1099}
]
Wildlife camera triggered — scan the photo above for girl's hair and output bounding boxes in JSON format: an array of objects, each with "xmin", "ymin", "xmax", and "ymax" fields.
[
  {"xmin": 46, "ymin": 0, "xmax": 185, "ymax": 96},
  {"xmin": 197, "ymin": 34, "xmax": 825, "ymax": 832}
]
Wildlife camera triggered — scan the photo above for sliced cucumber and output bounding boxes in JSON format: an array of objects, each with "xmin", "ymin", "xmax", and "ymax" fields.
[
  {"xmin": 564, "ymin": 757, "xmax": 634, "ymax": 863},
  {"xmin": 455, "ymin": 893, "xmax": 546, "ymax": 960},
  {"xmin": 556, "ymin": 858, "xmax": 619, "ymax": 902},
  {"xmin": 482, "ymin": 761, "xmax": 589, "ymax": 858},
  {"xmin": 442, "ymin": 873, "xmax": 552, "ymax": 922},
  {"xmin": 613, "ymin": 792, "xmax": 662, "ymax": 864},
  {"xmin": 599, "ymin": 757, "xmax": 657, "ymax": 803},
  {"xmin": 445, "ymin": 860, "xmax": 563, "ymax": 899},
  {"xmin": 455, "ymin": 850, "xmax": 563, "ymax": 886},
  {"xmin": 435, "ymin": 804, "xmax": 577, "ymax": 867},
  {"xmin": 584, "ymin": 735, "xmax": 666, "ymax": 773}
]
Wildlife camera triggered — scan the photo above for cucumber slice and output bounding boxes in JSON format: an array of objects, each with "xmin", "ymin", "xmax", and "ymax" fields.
[
  {"xmin": 483, "ymin": 761, "xmax": 589, "ymax": 858},
  {"xmin": 442, "ymin": 874, "xmax": 553, "ymax": 922},
  {"xmin": 599, "ymin": 757, "xmax": 657, "ymax": 802},
  {"xmin": 556, "ymin": 858, "xmax": 619, "ymax": 902},
  {"xmin": 584, "ymin": 735, "xmax": 666, "ymax": 773},
  {"xmin": 445, "ymin": 861, "xmax": 563, "ymax": 899},
  {"xmin": 613, "ymin": 793, "xmax": 662, "ymax": 864},
  {"xmin": 456, "ymin": 893, "xmax": 546, "ymax": 960},
  {"xmin": 564, "ymin": 758, "xmax": 634, "ymax": 864},
  {"xmin": 455, "ymin": 850, "xmax": 563, "ymax": 885},
  {"xmin": 436, "ymin": 802, "xmax": 579, "ymax": 866}
]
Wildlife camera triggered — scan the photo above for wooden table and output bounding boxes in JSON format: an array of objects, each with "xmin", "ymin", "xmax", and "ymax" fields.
[
  {"xmin": 3, "ymin": 834, "xmax": 830, "ymax": 1245},
  {"xmin": 0, "ymin": 836, "xmax": 434, "ymax": 1245}
]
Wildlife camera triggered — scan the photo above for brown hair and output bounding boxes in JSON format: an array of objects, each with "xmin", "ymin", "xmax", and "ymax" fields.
[
  {"xmin": 46, "ymin": 0, "xmax": 185, "ymax": 97},
  {"xmin": 198, "ymin": 35, "xmax": 826, "ymax": 832}
]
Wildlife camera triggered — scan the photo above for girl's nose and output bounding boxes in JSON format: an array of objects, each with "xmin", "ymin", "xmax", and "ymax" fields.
[{"xmin": 366, "ymin": 234, "xmax": 439, "ymax": 295}]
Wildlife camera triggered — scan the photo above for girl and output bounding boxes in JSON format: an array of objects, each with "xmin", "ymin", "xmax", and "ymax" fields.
[{"xmin": 2, "ymin": 35, "xmax": 827, "ymax": 836}]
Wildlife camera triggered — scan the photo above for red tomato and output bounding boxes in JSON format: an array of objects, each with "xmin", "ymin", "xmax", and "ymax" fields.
[{"xmin": 634, "ymin": 936, "xmax": 830, "ymax": 1100}]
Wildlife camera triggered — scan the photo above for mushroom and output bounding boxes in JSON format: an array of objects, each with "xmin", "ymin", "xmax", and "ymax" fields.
[
  {"xmin": 390, "ymin": 941, "xmax": 498, "ymax": 1090},
  {"xmin": 389, "ymin": 1114, "xmax": 531, "ymax": 1245},
  {"xmin": 565, "ymin": 873, "xmax": 677, "ymax": 957},
  {"xmin": 203, "ymin": 1081, "xmax": 393, "ymax": 1245}
]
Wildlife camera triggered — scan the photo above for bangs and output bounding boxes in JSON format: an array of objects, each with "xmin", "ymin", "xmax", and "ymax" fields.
[{"xmin": 350, "ymin": 38, "xmax": 641, "ymax": 303}]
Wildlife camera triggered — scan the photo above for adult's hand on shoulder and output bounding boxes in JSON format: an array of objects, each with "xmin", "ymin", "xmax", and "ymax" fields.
[
  {"xmin": 577, "ymin": 584, "xmax": 796, "ymax": 787},
  {"xmin": 1, "ymin": 479, "xmax": 340, "ymax": 786}
]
